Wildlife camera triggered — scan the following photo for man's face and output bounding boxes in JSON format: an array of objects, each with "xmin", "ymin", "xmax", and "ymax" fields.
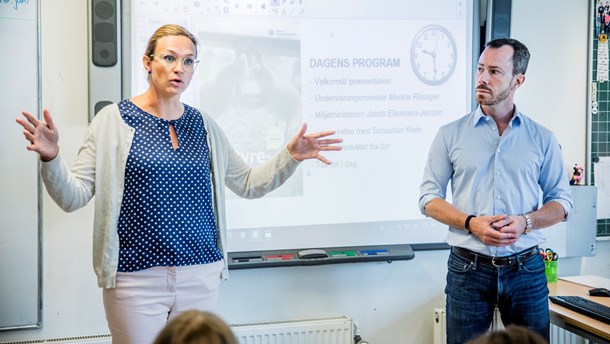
[{"xmin": 474, "ymin": 45, "xmax": 521, "ymax": 106}]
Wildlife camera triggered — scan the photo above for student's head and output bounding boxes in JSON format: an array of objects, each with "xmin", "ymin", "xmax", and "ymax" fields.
[
  {"xmin": 484, "ymin": 38, "xmax": 530, "ymax": 76},
  {"xmin": 466, "ymin": 324, "xmax": 547, "ymax": 344},
  {"xmin": 153, "ymin": 310, "xmax": 238, "ymax": 344}
]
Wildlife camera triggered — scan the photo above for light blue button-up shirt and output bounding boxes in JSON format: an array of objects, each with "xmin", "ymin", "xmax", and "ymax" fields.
[{"xmin": 419, "ymin": 106, "xmax": 573, "ymax": 256}]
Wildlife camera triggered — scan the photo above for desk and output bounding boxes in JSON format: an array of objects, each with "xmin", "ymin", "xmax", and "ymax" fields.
[{"xmin": 549, "ymin": 278, "xmax": 610, "ymax": 343}]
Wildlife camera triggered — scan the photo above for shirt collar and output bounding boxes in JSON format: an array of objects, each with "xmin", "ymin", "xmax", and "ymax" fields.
[
  {"xmin": 511, "ymin": 105, "xmax": 523, "ymax": 127},
  {"xmin": 472, "ymin": 106, "xmax": 487, "ymax": 126},
  {"xmin": 472, "ymin": 104, "xmax": 523, "ymax": 127}
]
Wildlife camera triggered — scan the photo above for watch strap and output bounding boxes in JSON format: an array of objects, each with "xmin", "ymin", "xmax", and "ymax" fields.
[
  {"xmin": 521, "ymin": 214, "xmax": 533, "ymax": 234},
  {"xmin": 464, "ymin": 215, "xmax": 476, "ymax": 234}
]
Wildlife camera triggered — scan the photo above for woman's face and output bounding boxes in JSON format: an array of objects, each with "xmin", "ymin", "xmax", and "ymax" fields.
[{"xmin": 144, "ymin": 35, "xmax": 198, "ymax": 98}]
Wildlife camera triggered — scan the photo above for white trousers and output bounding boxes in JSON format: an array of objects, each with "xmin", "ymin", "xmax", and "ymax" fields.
[{"xmin": 102, "ymin": 261, "xmax": 224, "ymax": 344}]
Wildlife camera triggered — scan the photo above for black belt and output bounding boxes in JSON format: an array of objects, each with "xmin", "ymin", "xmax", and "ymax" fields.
[{"xmin": 451, "ymin": 246, "xmax": 539, "ymax": 267}]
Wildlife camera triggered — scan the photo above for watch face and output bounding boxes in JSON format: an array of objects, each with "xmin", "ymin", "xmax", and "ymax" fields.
[{"xmin": 410, "ymin": 24, "xmax": 457, "ymax": 86}]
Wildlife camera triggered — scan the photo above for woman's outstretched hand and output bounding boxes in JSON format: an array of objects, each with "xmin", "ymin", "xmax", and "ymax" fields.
[
  {"xmin": 16, "ymin": 108, "xmax": 60, "ymax": 162},
  {"xmin": 287, "ymin": 123, "xmax": 343, "ymax": 165}
]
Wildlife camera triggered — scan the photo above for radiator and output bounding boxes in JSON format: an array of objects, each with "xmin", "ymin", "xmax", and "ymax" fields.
[
  {"xmin": 231, "ymin": 316, "xmax": 354, "ymax": 344},
  {"xmin": 0, "ymin": 316, "xmax": 354, "ymax": 344},
  {"xmin": 0, "ymin": 334, "xmax": 112, "ymax": 344},
  {"xmin": 433, "ymin": 308, "xmax": 504, "ymax": 344},
  {"xmin": 433, "ymin": 308, "xmax": 589, "ymax": 344}
]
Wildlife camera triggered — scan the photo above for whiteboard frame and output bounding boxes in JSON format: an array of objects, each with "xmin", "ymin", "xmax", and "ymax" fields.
[{"xmin": 0, "ymin": 0, "xmax": 43, "ymax": 331}]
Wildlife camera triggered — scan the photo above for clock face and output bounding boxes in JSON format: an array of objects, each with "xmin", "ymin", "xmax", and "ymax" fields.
[{"xmin": 410, "ymin": 25, "xmax": 457, "ymax": 86}]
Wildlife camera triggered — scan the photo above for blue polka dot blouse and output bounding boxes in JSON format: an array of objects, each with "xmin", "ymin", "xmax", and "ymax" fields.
[{"xmin": 116, "ymin": 99, "xmax": 223, "ymax": 272}]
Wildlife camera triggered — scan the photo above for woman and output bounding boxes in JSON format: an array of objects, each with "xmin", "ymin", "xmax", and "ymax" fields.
[{"xmin": 16, "ymin": 24, "xmax": 342, "ymax": 344}]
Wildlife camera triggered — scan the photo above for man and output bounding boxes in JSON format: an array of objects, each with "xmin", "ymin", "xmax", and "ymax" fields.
[{"xmin": 418, "ymin": 38, "xmax": 572, "ymax": 343}]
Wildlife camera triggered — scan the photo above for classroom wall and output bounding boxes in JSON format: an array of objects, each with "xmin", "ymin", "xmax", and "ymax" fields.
[
  {"xmin": 0, "ymin": 1, "xmax": 604, "ymax": 343},
  {"xmin": 511, "ymin": 0, "xmax": 589, "ymax": 177}
]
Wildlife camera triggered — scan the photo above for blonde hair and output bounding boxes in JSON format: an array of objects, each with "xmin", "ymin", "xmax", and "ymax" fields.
[
  {"xmin": 144, "ymin": 24, "xmax": 198, "ymax": 59},
  {"xmin": 153, "ymin": 310, "xmax": 237, "ymax": 344}
]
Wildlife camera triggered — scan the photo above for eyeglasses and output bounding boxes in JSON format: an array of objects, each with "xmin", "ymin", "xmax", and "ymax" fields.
[{"xmin": 150, "ymin": 53, "xmax": 199, "ymax": 72}]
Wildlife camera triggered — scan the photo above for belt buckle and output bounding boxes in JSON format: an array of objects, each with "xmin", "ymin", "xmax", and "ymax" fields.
[{"xmin": 491, "ymin": 256, "xmax": 507, "ymax": 267}]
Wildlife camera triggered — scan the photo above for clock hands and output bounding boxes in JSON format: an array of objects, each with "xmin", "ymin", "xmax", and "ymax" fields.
[
  {"xmin": 421, "ymin": 49, "xmax": 436, "ymax": 58},
  {"xmin": 421, "ymin": 36, "xmax": 440, "ymax": 80},
  {"xmin": 430, "ymin": 36, "xmax": 442, "ymax": 79}
]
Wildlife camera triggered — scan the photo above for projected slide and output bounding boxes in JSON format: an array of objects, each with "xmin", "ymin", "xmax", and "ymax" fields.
[{"xmin": 127, "ymin": 0, "xmax": 476, "ymax": 251}]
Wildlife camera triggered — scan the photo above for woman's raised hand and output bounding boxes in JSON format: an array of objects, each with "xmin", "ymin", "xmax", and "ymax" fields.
[
  {"xmin": 16, "ymin": 108, "xmax": 60, "ymax": 162},
  {"xmin": 287, "ymin": 123, "xmax": 343, "ymax": 165}
]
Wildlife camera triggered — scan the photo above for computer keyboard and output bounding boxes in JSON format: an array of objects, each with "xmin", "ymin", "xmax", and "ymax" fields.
[{"xmin": 549, "ymin": 295, "xmax": 610, "ymax": 324}]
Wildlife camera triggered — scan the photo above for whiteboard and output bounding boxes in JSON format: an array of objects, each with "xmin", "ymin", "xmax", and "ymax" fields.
[
  {"xmin": 121, "ymin": 0, "xmax": 479, "ymax": 252},
  {"xmin": 0, "ymin": 0, "xmax": 41, "ymax": 330}
]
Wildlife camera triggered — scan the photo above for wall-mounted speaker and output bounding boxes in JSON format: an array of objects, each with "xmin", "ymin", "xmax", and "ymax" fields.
[
  {"xmin": 94, "ymin": 100, "xmax": 113, "ymax": 115},
  {"xmin": 88, "ymin": 0, "xmax": 121, "ymax": 121},
  {"xmin": 487, "ymin": 0, "xmax": 512, "ymax": 41},
  {"xmin": 91, "ymin": 0, "xmax": 117, "ymax": 67}
]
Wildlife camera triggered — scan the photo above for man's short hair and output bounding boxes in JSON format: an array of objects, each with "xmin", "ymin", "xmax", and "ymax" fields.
[{"xmin": 485, "ymin": 38, "xmax": 530, "ymax": 76}]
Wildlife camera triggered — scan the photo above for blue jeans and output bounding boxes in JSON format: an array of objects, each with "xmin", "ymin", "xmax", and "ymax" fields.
[{"xmin": 445, "ymin": 248, "xmax": 549, "ymax": 344}]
